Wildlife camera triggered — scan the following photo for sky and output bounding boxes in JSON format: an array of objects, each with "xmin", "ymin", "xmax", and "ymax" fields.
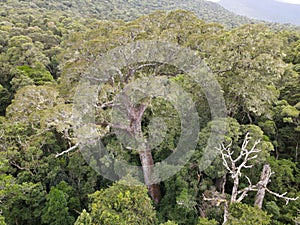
[
  {"xmin": 276, "ymin": 0, "xmax": 300, "ymax": 4},
  {"xmin": 206, "ymin": 0, "xmax": 300, "ymax": 4}
]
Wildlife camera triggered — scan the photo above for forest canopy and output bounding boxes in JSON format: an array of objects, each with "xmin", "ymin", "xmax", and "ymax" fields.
[{"xmin": 0, "ymin": 1, "xmax": 299, "ymax": 225}]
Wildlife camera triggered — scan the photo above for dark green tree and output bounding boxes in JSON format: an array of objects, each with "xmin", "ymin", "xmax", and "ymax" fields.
[
  {"xmin": 227, "ymin": 202, "xmax": 271, "ymax": 225},
  {"xmin": 41, "ymin": 186, "xmax": 75, "ymax": 225}
]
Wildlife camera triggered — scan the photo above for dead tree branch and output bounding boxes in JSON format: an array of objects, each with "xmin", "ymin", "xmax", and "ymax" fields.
[
  {"xmin": 214, "ymin": 133, "xmax": 299, "ymax": 224},
  {"xmin": 265, "ymin": 188, "xmax": 299, "ymax": 205},
  {"xmin": 55, "ymin": 143, "xmax": 79, "ymax": 158},
  {"xmin": 202, "ymin": 191, "xmax": 228, "ymax": 225},
  {"xmin": 219, "ymin": 132, "xmax": 261, "ymax": 203},
  {"xmin": 219, "ymin": 134, "xmax": 299, "ymax": 206}
]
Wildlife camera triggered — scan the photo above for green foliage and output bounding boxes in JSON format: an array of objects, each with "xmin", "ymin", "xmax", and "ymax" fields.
[
  {"xmin": 6, "ymin": 85, "xmax": 63, "ymax": 122},
  {"xmin": 16, "ymin": 63, "xmax": 53, "ymax": 85},
  {"xmin": 0, "ymin": 0, "xmax": 257, "ymax": 29},
  {"xmin": 268, "ymin": 100, "xmax": 300, "ymax": 160},
  {"xmin": 160, "ymin": 221, "xmax": 179, "ymax": 225},
  {"xmin": 200, "ymin": 24, "xmax": 285, "ymax": 119},
  {"xmin": 265, "ymin": 201, "xmax": 281, "ymax": 222},
  {"xmin": 227, "ymin": 203, "xmax": 271, "ymax": 225},
  {"xmin": 74, "ymin": 209, "xmax": 92, "ymax": 225},
  {"xmin": 42, "ymin": 186, "xmax": 75, "ymax": 225},
  {"xmin": 158, "ymin": 171, "xmax": 199, "ymax": 225},
  {"xmin": 267, "ymin": 157, "xmax": 297, "ymax": 193},
  {"xmin": 266, "ymin": 156, "xmax": 299, "ymax": 224},
  {"xmin": 89, "ymin": 179, "xmax": 158, "ymax": 225},
  {"xmin": 197, "ymin": 218, "xmax": 218, "ymax": 225},
  {"xmin": 0, "ymin": 179, "xmax": 46, "ymax": 225},
  {"xmin": 0, "ymin": 2, "xmax": 299, "ymax": 225},
  {"xmin": 0, "ymin": 215, "xmax": 7, "ymax": 225},
  {"xmin": 0, "ymin": 84, "xmax": 11, "ymax": 115}
]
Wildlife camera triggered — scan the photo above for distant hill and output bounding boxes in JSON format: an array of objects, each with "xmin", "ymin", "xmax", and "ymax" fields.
[
  {"xmin": 1, "ymin": 0, "xmax": 299, "ymax": 30},
  {"xmin": 219, "ymin": 0, "xmax": 300, "ymax": 25},
  {"xmin": 0, "ymin": 0, "xmax": 255, "ymax": 28}
]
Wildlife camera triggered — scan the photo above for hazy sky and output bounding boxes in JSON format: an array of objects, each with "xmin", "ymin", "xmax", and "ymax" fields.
[
  {"xmin": 206, "ymin": 0, "xmax": 300, "ymax": 4},
  {"xmin": 276, "ymin": 0, "xmax": 300, "ymax": 4}
]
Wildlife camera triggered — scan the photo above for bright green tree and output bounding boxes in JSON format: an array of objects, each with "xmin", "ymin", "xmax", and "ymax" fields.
[
  {"xmin": 0, "ymin": 215, "xmax": 7, "ymax": 225},
  {"xmin": 74, "ymin": 209, "xmax": 92, "ymax": 225},
  {"xmin": 89, "ymin": 179, "xmax": 158, "ymax": 225},
  {"xmin": 197, "ymin": 218, "xmax": 218, "ymax": 225}
]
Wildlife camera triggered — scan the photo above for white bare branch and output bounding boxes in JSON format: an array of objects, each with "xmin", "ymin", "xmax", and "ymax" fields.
[
  {"xmin": 236, "ymin": 175, "xmax": 257, "ymax": 202},
  {"xmin": 55, "ymin": 143, "xmax": 79, "ymax": 158},
  {"xmin": 202, "ymin": 192, "xmax": 228, "ymax": 225},
  {"xmin": 0, "ymin": 130, "xmax": 4, "ymax": 139},
  {"xmin": 220, "ymin": 142, "xmax": 233, "ymax": 174},
  {"xmin": 97, "ymin": 101, "xmax": 115, "ymax": 109},
  {"xmin": 265, "ymin": 188, "xmax": 299, "ymax": 205},
  {"xmin": 219, "ymin": 133, "xmax": 261, "ymax": 182},
  {"xmin": 218, "ymin": 133, "xmax": 261, "ymax": 202},
  {"xmin": 211, "ymin": 134, "xmax": 298, "ymax": 223},
  {"xmin": 202, "ymin": 194, "xmax": 227, "ymax": 205},
  {"xmin": 219, "ymin": 133, "xmax": 298, "ymax": 208}
]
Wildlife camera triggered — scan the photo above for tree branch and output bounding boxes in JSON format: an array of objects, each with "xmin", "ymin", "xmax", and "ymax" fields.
[
  {"xmin": 219, "ymin": 133, "xmax": 261, "ymax": 202},
  {"xmin": 55, "ymin": 143, "xmax": 79, "ymax": 158},
  {"xmin": 265, "ymin": 188, "xmax": 299, "ymax": 205},
  {"xmin": 125, "ymin": 63, "xmax": 157, "ymax": 83},
  {"xmin": 96, "ymin": 101, "xmax": 115, "ymax": 109},
  {"xmin": 0, "ymin": 130, "xmax": 4, "ymax": 139},
  {"xmin": 9, "ymin": 160, "xmax": 34, "ymax": 176},
  {"xmin": 236, "ymin": 175, "xmax": 257, "ymax": 202}
]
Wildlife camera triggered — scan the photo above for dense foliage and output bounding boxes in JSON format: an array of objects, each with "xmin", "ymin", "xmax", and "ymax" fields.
[{"xmin": 0, "ymin": 1, "xmax": 299, "ymax": 225}]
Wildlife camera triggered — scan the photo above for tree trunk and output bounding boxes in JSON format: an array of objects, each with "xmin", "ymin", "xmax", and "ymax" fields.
[
  {"xmin": 254, "ymin": 164, "xmax": 271, "ymax": 208},
  {"xmin": 139, "ymin": 149, "xmax": 161, "ymax": 205},
  {"xmin": 222, "ymin": 201, "xmax": 229, "ymax": 225},
  {"xmin": 231, "ymin": 176, "xmax": 239, "ymax": 203},
  {"xmin": 215, "ymin": 174, "xmax": 226, "ymax": 194},
  {"xmin": 197, "ymin": 206, "xmax": 206, "ymax": 218},
  {"xmin": 129, "ymin": 103, "xmax": 162, "ymax": 205}
]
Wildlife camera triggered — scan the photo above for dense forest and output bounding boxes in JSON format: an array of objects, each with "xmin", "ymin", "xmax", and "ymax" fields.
[{"xmin": 0, "ymin": 0, "xmax": 299, "ymax": 225}]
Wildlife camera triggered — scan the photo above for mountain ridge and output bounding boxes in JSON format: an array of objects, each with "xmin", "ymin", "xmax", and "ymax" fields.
[
  {"xmin": 218, "ymin": 0, "xmax": 300, "ymax": 25},
  {"xmin": 0, "ymin": 0, "xmax": 271, "ymax": 28},
  {"xmin": 1, "ymin": 0, "xmax": 299, "ymax": 30}
]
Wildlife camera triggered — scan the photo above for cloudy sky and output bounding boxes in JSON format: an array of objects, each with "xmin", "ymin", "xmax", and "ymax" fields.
[
  {"xmin": 276, "ymin": 0, "xmax": 300, "ymax": 3},
  {"xmin": 207, "ymin": 0, "xmax": 300, "ymax": 4}
]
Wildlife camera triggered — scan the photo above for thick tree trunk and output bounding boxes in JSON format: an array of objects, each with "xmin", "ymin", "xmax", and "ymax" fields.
[
  {"xmin": 254, "ymin": 164, "xmax": 271, "ymax": 208},
  {"xmin": 129, "ymin": 103, "xmax": 162, "ymax": 205},
  {"xmin": 139, "ymin": 149, "xmax": 161, "ymax": 205}
]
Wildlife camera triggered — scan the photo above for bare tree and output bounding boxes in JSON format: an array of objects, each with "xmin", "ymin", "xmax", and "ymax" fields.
[
  {"xmin": 204, "ymin": 133, "xmax": 299, "ymax": 224},
  {"xmin": 220, "ymin": 132, "xmax": 261, "ymax": 203},
  {"xmin": 220, "ymin": 133, "xmax": 298, "ymax": 205}
]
